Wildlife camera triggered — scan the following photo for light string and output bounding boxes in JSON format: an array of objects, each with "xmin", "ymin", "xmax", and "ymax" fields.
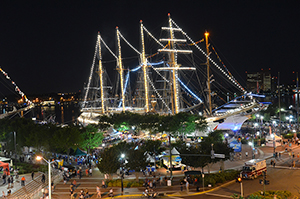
[
  {"xmin": 0, "ymin": 68, "xmax": 31, "ymax": 104},
  {"xmin": 170, "ymin": 18, "xmax": 245, "ymax": 92},
  {"xmin": 82, "ymin": 37, "xmax": 99, "ymax": 107},
  {"xmin": 118, "ymin": 31, "xmax": 142, "ymax": 55},
  {"xmin": 146, "ymin": 73, "xmax": 172, "ymax": 113}
]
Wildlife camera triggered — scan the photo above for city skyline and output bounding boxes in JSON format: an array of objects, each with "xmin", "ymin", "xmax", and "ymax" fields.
[{"xmin": 0, "ymin": 1, "xmax": 299, "ymax": 97}]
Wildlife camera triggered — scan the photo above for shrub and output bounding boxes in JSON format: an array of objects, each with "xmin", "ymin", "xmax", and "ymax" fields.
[{"xmin": 250, "ymin": 190, "xmax": 291, "ymax": 199}]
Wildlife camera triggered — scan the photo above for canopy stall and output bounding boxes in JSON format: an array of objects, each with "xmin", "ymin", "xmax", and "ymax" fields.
[{"xmin": 0, "ymin": 161, "xmax": 10, "ymax": 175}]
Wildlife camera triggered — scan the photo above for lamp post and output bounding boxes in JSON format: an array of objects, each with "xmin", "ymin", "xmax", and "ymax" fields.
[
  {"xmin": 120, "ymin": 154, "xmax": 125, "ymax": 193},
  {"xmin": 36, "ymin": 156, "xmax": 55, "ymax": 199}
]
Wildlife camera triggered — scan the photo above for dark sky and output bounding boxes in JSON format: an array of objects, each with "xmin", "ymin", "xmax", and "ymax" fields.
[{"xmin": 0, "ymin": 0, "xmax": 299, "ymax": 96}]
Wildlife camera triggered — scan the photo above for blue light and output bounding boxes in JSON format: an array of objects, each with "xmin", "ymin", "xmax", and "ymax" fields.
[
  {"xmin": 163, "ymin": 63, "xmax": 202, "ymax": 103},
  {"xmin": 131, "ymin": 65, "xmax": 141, "ymax": 72},
  {"xmin": 118, "ymin": 71, "xmax": 130, "ymax": 108},
  {"xmin": 148, "ymin": 61, "xmax": 164, "ymax": 66},
  {"xmin": 178, "ymin": 78, "xmax": 203, "ymax": 103}
]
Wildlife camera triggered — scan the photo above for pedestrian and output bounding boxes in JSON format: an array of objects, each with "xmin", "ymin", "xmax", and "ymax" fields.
[
  {"xmin": 164, "ymin": 176, "xmax": 167, "ymax": 186},
  {"xmin": 89, "ymin": 168, "xmax": 92, "ymax": 176},
  {"xmin": 102, "ymin": 180, "xmax": 106, "ymax": 188},
  {"xmin": 70, "ymin": 186, "xmax": 74, "ymax": 198},
  {"xmin": 2, "ymin": 173, "xmax": 6, "ymax": 185},
  {"xmin": 108, "ymin": 188, "xmax": 114, "ymax": 198},
  {"xmin": 10, "ymin": 176, "xmax": 13, "ymax": 188},
  {"xmin": 31, "ymin": 171, "xmax": 34, "ymax": 180},
  {"xmin": 41, "ymin": 174, "xmax": 45, "ymax": 183},
  {"xmin": 180, "ymin": 180, "xmax": 183, "ymax": 191},
  {"xmin": 273, "ymin": 159, "xmax": 276, "ymax": 167},
  {"xmin": 21, "ymin": 176, "xmax": 25, "ymax": 186},
  {"xmin": 186, "ymin": 180, "xmax": 189, "ymax": 192},
  {"xmin": 63, "ymin": 175, "xmax": 67, "ymax": 184},
  {"xmin": 85, "ymin": 188, "xmax": 89, "ymax": 198},
  {"xmin": 245, "ymin": 152, "xmax": 248, "ymax": 158},
  {"xmin": 7, "ymin": 176, "xmax": 11, "ymax": 189},
  {"xmin": 96, "ymin": 185, "xmax": 101, "ymax": 198},
  {"xmin": 270, "ymin": 159, "xmax": 274, "ymax": 166},
  {"xmin": 159, "ymin": 174, "xmax": 163, "ymax": 186},
  {"xmin": 2, "ymin": 191, "xmax": 6, "ymax": 199},
  {"xmin": 85, "ymin": 168, "xmax": 89, "ymax": 177}
]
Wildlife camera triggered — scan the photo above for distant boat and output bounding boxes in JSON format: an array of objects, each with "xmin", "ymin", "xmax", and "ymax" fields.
[{"xmin": 40, "ymin": 100, "xmax": 56, "ymax": 107}]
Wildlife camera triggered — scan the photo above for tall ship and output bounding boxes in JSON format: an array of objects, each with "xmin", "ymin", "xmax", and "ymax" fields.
[{"xmin": 78, "ymin": 14, "xmax": 263, "ymax": 126}]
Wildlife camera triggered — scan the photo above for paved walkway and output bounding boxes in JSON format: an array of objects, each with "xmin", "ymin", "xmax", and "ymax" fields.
[{"xmin": 2, "ymin": 142, "xmax": 299, "ymax": 198}]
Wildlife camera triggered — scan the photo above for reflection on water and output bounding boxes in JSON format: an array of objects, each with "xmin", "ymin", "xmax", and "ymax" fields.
[{"xmin": 30, "ymin": 102, "xmax": 81, "ymax": 125}]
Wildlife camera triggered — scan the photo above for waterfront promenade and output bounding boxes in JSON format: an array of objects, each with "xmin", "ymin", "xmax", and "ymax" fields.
[{"xmin": 1, "ymin": 143, "xmax": 298, "ymax": 198}]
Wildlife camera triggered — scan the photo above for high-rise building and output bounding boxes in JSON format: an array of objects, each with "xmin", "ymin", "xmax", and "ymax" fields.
[{"xmin": 246, "ymin": 69, "xmax": 271, "ymax": 93}]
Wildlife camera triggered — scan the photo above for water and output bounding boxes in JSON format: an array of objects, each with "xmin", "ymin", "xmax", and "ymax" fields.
[{"xmin": 29, "ymin": 102, "xmax": 81, "ymax": 125}]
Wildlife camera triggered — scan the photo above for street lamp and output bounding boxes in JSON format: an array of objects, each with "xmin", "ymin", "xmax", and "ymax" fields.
[
  {"xmin": 36, "ymin": 156, "xmax": 55, "ymax": 199},
  {"xmin": 120, "ymin": 154, "xmax": 125, "ymax": 193}
]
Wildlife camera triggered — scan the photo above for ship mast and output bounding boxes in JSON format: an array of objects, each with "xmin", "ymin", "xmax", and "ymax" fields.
[
  {"xmin": 168, "ymin": 14, "xmax": 179, "ymax": 114},
  {"xmin": 140, "ymin": 21, "xmax": 149, "ymax": 113},
  {"xmin": 205, "ymin": 32, "xmax": 212, "ymax": 115},
  {"xmin": 158, "ymin": 13, "xmax": 193, "ymax": 114},
  {"xmin": 116, "ymin": 27, "xmax": 126, "ymax": 112},
  {"xmin": 97, "ymin": 32, "xmax": 105, "ymax": 114}
]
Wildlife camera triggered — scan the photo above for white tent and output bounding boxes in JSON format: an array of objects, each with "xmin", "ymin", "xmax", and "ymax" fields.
[{"xmin": 266, "ymin": 134, "xmax": 282, "ymax": 142}]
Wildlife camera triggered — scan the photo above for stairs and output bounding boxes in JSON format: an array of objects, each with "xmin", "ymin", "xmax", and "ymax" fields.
[{"xmin": 9, "ymin": 173, "xmax": 46, "ymax": 199}]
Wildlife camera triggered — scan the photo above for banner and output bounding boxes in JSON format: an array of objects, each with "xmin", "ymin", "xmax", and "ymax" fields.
[{"xmin": 229, "ymin": 140, "xmax": 242, "ymax": 152}]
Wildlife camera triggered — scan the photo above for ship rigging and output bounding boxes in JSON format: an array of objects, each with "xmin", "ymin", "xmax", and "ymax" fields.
[{"xmin": 78, "ymin": 14, "xmax": 260, "ymax": 125}]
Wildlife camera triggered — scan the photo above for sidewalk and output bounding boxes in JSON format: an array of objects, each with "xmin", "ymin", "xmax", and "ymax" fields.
[
  {"xmin": 0, "ymin": 172, "xmax": 36, "ymax": 198},
  {"xmin": 4, "ymin": 143, "xmax": 300, "ymax": 198}
]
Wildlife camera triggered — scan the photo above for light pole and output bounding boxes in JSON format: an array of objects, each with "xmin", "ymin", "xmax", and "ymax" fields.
[
  {"xmin": 202, "ymin": 173, "xmax": 204, "ymax": 191},
  {"xmin": 120, "ymin": 154, "xmax": 125, "ymax": 193},
  {"xmin": 36, "ymin": 156, "xmax": 55, "ymax": 199}
]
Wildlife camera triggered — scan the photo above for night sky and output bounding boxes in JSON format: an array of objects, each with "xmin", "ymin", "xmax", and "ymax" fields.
[{"xmin": 0, "ymin": 1, "xmax": 299, "ymax": 97}]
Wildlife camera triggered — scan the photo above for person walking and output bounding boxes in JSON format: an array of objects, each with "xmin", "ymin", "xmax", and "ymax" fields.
[
  {"xmin": 85, "ymin": 188, "xmax": 89, "ymax": 198},
  {"xmin": 31, "ymin": 171, "xmax": 34, "ymax": 180},
  {"xmin": 21, "ymin": 176, "xmax": 25, "ymax": 186},
  {"xmin": 2, "ymin": 174, "xmax": 6, "ymax": 185},
  {"xmin": 89, "ymin": 168, "xmax": 92, "ymax": 176},
  {"xmin": 70, "ymin": 184, "xmax": 74, "ymax": 198},
  {"xmin": 180, "ymin": 180, "xmax": 183, "ymax": 191},
  {"xmin": 96, "ymin": 185, "xmax": 101, "ymax": 198},
  {"xmin": 41, "ymin": 174, "xmax": 45, "ymax": 183},
  {"xmin": 7, "ymin": 176, "xmax": 11, "ymax": 189},
  {"xmin": 186, "ymin": 180, "xmax": 189, "ymax": 192},
  {"xmin": 10, "ymin": 176, "xmax": 13, "ymax": 188}
]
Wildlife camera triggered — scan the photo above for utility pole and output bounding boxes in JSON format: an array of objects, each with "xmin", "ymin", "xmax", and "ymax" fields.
[
  {"xmin": 169, "ymin": 133, "xmax": 173, "ymax": 180},
  {"xmin": 297, "ymin": 72, "xmax": 299, "ymax": 131},
  {"xmin": 205, "ymin": 32, "xmax": 212, "ymax": 115},
  {"xmin": 278, "ymin": 72, "xmax": 281, "ymax": 134}
]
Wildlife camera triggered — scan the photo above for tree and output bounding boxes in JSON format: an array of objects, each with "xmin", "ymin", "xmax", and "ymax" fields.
[
  {"xmin": 200, "ymin": 130, "xmax": 232, "ymax": 173},
  {"xmin": 126, "ymin": 147, "xmax": 149, "ymax": 181},
  {"xmin": 97, "ymin": 142, "xmax": 133, "ymax": 179},
  {"xmin": 51, "ymin": 125, "xmax": 82, "ymax": 157},
  {"xmin": 78, "ymin": 124, "xmax": 104, "ymax": 153},
  {"xmin": 97, "ymin": 146, "xmax": 119, "ymax": 179},
  {"xmin": 179, "ymin": 143, "xmax": 210, "ymax": 170},
  {"xmin": 141, "ymin": 140, "xmax": 165, "ymax": 158}
]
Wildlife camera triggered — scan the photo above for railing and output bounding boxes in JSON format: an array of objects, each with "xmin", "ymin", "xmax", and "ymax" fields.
[{"xmin": 10, "ymin": 169, "xmax": 64, "ymax": 199}]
